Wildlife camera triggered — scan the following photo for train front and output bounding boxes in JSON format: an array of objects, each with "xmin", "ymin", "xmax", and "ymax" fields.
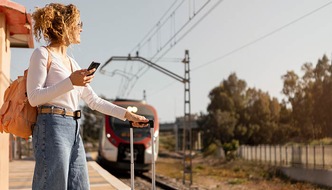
[{"xmin": 98, "ymin": 100, "xmax": 159, "ymax": 171}]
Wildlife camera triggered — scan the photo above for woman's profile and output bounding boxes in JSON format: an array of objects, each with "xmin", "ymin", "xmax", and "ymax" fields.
[{"xmin": 27, "ymin": 3, "xmax": 148, "ymax": 189}]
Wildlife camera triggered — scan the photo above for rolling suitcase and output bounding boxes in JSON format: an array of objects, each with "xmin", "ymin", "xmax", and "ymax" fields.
[{"xmin": 129, "ymin": 120, "xmax": 156, "ymax": 190}]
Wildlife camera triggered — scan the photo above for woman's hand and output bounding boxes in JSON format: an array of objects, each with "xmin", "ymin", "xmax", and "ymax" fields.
[
  {"xmin": 125, "ymin": 111, "xmax": 149, "ymax": 128},
  {"xmin": 69, "ymin": 69, "xmax": 95, "ymax": 86}
]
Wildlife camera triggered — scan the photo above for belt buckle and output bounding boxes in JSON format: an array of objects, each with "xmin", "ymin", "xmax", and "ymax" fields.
[
  {"xmin": 74, "ymin": 110, "xmax": 81, "ymax": 120},
  {"xmin": 63, "ymin": 108, "xmax": 67, "ymax": 117}
]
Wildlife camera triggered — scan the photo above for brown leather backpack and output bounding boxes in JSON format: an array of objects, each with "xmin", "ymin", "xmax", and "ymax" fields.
[{"xmin": 0, "ymin": 47, "xmax": 51, "ymax": 139}]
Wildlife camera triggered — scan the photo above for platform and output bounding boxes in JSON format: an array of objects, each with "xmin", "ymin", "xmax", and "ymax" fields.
[{"xmin": 9, "ymin": 160, "xmax": 130, "ymax": 190}]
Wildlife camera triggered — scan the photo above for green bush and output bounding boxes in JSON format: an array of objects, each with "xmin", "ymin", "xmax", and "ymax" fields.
[
  {"xmin": 203, "ymin": 143, "xmax": 218, "ymax": 157},
  {"xmin": 222, "ymin": 140, "xmax": 239, "ymax": 160}
]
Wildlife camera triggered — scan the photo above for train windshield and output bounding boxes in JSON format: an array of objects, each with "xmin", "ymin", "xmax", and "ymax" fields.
[{"xmin": 108, "ymin": 104, "xmax": 154, "ymax": 142}]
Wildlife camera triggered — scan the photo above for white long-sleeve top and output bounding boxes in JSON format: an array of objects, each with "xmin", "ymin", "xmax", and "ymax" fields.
[{"xmin": 27, "ymin": 47, "xmax": 126, "ymax": 120}]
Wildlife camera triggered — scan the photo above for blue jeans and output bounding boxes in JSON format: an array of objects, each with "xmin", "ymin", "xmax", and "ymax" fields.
[{"xmin": 32, "ymin": 113, "xmax": 89, "ymax": 190}]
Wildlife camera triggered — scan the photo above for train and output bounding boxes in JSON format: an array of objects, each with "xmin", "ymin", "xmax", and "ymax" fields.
[{"xmin": 97, "ymin": 99, "xmax": 159, "ymax": 171}]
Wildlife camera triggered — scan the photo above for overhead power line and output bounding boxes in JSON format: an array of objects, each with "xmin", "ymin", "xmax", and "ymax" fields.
[
  {"xmin": 192, "ymin": 0, "xmax": 332, "ymax": 71},
  {"xmin": 150, "ymin": 0, "xmax": 332, "ymax": 97},
  {"xmin": 130, "ymin": 0, "xmax": 223, "ymax": 62},
  {"xmin": 111, "ymin": 0, "xmax": 223, "ymax": 98}
]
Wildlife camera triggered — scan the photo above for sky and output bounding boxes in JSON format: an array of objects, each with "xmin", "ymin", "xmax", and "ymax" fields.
[{"xmin": 9, "ymin": 0, "xmax": 332, "ymax": 123}]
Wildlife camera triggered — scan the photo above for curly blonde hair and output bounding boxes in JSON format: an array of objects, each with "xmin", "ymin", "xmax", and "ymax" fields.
[{"xmin": 32, "ymin": 3, "xmax": 80, "ymax": 45}]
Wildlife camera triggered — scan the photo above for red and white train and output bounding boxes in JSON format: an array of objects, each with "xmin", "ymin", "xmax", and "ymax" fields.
[{"xmin": 97, "ymin": 99, "xmax": 159, "ymax": 171}]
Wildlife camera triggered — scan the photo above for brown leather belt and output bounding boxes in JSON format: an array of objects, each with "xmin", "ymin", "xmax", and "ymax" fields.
[{"xmin": 38, "ymin": 107, "xmax": 81, "ymax": 119}]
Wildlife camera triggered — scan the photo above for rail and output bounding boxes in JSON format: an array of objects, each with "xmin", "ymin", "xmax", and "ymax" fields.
[{"xmin": 137, "ymin": 173, "xmax": 180, "ymax": 190}]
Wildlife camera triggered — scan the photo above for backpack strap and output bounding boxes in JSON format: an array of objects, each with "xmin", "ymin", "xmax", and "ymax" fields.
[{"xmin": 42, "ymin": 46, "xmax": 52, "ymax": 73}]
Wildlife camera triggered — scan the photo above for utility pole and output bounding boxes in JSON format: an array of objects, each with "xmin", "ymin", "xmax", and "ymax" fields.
[{"xmin": 182, "ymin": 50, "xmax": 192, "ymax": 185}]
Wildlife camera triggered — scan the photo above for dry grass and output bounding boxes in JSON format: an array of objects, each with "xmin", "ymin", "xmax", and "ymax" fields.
[
  {"xmin": 155, "ymin": 149, "xmax": 329, "ymax": 190},
  {"xmin": 156, "ymin": 134, "xmax": 327, "ymax": 189}
]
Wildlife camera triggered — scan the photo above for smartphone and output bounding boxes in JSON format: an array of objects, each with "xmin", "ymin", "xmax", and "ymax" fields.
[{"xmin": 87, "ymin": 61, "xmax": 100, "ymax": 76}]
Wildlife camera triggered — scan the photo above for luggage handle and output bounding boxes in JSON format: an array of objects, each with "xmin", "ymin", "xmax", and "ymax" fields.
[{"xmin": 129, "ymin": 120, "xmax": 156, "ymax": 190}]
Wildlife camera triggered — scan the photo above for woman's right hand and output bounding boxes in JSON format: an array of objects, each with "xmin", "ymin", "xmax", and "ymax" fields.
[
  {"xmin": 69, "ymin": 69, "xmax": 95, "ymax": 86},
  {"xmin": 125, "ymin": 111, "xmax": 149, "ymax": 128}
]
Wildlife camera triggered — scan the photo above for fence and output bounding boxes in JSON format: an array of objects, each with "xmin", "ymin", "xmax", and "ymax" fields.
[{"xmin": 238, "ymin": 144, "xmax": 332, "ymax": 169}]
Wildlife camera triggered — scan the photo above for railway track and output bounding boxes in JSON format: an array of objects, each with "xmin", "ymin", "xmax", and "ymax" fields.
[
  {"xmin": 136, "ymin": 172, "xmax": 180, "ymax": 190},
  {"xmin": 98, "ymin": 161, "xmax": 185, "ymax": 190},
  {"xmin": 105, "ymin": 170, "xmax": 184, "ymax": 190}
]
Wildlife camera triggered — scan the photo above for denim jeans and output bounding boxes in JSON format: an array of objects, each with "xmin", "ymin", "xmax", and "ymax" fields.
[{"xmin": 32, "ymin": 113, "xmax": 89, "ymax": 190}]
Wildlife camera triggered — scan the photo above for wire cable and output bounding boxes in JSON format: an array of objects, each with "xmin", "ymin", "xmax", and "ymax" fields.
[
  {"xmin": 151, "ymin": 0, "xmax": 332, "ymax": 96},
  {"xmin": 192, "ymin": 0, "xmax": 332, "ymax": 71},
  {"xmin": 129, "ymin": 0, "xmax": 183, "ymax": 54},
  {"xmin": 152, "ymin": 0, "xmax": 223, "ymax": 63}
]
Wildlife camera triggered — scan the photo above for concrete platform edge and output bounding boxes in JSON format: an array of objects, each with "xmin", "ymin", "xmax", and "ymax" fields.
[{"xmin": 88, "ymin": 161, "xmax": 130, "ymax": 190}]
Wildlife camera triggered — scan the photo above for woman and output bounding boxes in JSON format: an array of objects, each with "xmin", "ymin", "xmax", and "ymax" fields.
[{"xmin": 27, "ymin": 3, "xmax": 148, "ymax": 190}]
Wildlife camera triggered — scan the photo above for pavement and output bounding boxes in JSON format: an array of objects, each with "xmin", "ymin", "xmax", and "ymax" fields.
[{"xmin": 9, "ymin": 160, "xmax": 131, "ymax": 190}]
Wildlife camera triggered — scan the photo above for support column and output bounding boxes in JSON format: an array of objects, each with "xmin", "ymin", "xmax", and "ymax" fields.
[
  {"xmin": 182, "ymin": 50, "xmax": 192, "ymax": 185},
  {"xmin": 0, "ymin": 13, "xmax": 11, "ymax": 190}
]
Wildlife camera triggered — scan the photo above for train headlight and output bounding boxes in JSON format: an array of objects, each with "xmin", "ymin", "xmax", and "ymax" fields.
[
  {"xmin": 106, "ymin": 133, "xmax": 118, "ymax": 145},
  {"xmin": 127, "ymin": 106, "xmax": 138, "ymax": 113}
]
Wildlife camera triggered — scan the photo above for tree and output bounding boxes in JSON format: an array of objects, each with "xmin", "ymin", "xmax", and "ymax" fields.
[
  {"xmin": 206, "ymin": 73, "xmax": 246, "ymax": 144},
  {"xmin": 199, "ymin": 71, "xmax": 294, "ymax": 150},
  {"xmin": 244, "ymin": 88, "xmax": 277, "ymax": 144},
  {"xmin": 281, "ymin": 55, "xmax": 332, "ymax": 141}
]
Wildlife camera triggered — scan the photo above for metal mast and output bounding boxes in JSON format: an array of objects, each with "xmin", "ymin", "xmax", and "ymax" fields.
[{"xmin": 182, "ymin": 50, "xmax": 192, "ymax": 185}]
